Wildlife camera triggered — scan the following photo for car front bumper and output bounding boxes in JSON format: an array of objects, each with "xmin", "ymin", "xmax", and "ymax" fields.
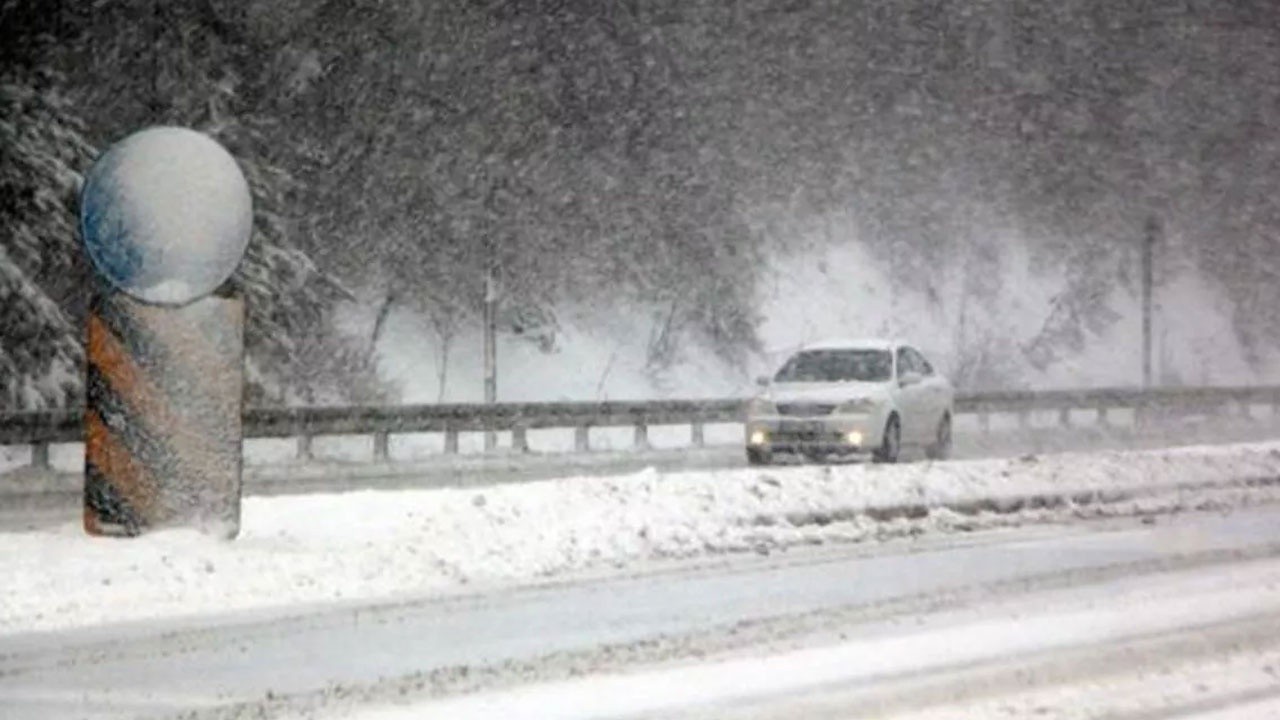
[{"xmin": 745, "ymin": 413, "xmax": 881, "ymax": 456}]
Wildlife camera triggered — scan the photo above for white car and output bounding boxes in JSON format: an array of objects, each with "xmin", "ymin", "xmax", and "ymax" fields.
[{"xmin": 745, "ymin": 339, "xmax": 954, "ymax": 464}]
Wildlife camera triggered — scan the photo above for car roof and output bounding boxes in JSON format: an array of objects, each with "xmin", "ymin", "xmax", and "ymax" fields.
[{"xmin": 799, "ymin": 337, "xmax": 901, "ymax": 351}]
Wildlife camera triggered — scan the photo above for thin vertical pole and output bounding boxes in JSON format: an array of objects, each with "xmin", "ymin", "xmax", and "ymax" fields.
[
  {"xmin": 1142, "ymin": 217, "xmax": 1158, "ymax": 389},
  {"xmin": 483, "ymin": 246, "xmax": 497, "ymax": 451}
]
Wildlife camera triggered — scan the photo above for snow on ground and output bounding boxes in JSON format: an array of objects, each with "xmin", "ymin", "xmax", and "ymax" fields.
[
  {"xmin": 894, "ymin": 643, "xmax": 1280, "ymax": 720},
  {"xmin": 325, "ymin": 557, "xmax": 1280, "ymax": 720},
  {"xmin": 4, "ymin": 441, "xmax": 1280, "ymax": 636}
]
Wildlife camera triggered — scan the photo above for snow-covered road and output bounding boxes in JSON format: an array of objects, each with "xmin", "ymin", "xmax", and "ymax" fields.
[
  {"xmin": 4, "ymin": 440, "xmax": 1280, "ymax": 719},
  {"xmin": 4, "ymin": 509, "xmax": 1280, "ymax": 720},
  {"xmin": 383, "ymin": 550, "xmax": 1280, "ymax": 720}
]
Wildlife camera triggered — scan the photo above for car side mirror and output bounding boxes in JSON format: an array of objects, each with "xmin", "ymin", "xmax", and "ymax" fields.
[
  {"xmin": 899, "ymin": 371, "xmax": 923, "ymax": 388},
  {"xmin": 755, "ymin": 375, "xmax": 770, "ymax": 388}
]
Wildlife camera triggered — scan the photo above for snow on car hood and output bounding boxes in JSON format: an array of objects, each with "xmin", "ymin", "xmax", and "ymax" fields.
[{"xmin": 765, "ymin": 381, "xmax": 892, "ymax": 403}]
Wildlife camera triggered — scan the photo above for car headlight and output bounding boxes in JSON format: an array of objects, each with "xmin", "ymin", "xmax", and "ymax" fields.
[
  {"xmin": 837, "ymin": 397, "xmax": 880, "ymax": 414},
  {"xmin": 747, "ymin": 397, "xmax": 777, "ymax": 416}
]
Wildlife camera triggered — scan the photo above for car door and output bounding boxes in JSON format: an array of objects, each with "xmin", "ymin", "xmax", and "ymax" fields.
[
  {"xmin": 908, "ymin": 347, "xmax": 950, "ymax": 430},
  {"xmin": 894, "ymin": 347, "xmax": 928, "ymax": 442}
]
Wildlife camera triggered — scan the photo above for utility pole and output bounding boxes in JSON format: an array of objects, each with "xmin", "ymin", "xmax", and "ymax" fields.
[
  {"xmin": 1142, "ymin": 216, "xmax": 1160, "ymax": 389},
  {"xmin": 483, "ymin": 235, "xmax": 498, "ymax": 451}
]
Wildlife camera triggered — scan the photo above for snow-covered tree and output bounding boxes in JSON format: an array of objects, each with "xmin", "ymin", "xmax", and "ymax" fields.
[
  {"xmin": 0, "ymin": 244, "xmax": 80, "ymax": 410},
  {"xmin": 0, "ymin": 76, "xmax": 92, "ymax": 409},
  {"xmin": 0, "ymin": 3, "xmax": 390, "ymax": 407}
]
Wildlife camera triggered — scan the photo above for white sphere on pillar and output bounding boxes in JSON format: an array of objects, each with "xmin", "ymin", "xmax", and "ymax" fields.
[{"xmin": 80, "ymin": 127, "xmax": 253, "ymax": 306}]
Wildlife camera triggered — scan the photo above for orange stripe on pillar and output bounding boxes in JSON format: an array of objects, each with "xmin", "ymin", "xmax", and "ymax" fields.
[
  {"xmin": 84, "ymin": 408, "xmax": 157, "ymax": 517},
  {"xmin": 87, "ymin": 312, "xmax": 162, "ymax": 419},
  {"xmin": 84, "ymin": 294, "xmax": 245, "ymax": 538}
]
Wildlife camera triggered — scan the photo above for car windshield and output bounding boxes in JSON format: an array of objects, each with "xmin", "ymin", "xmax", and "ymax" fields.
[{"xmin": 773, "ymin": 349, "xmax": 892, "ymax": 383}]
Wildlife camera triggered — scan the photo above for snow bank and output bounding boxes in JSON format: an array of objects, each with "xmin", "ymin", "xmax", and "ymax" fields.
[{"xmin": 4, "ymin": 442, "xmax": 1280, "ymax": 636}]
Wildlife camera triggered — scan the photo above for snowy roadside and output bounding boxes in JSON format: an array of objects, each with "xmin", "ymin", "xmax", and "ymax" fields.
[
  {"xmin": 332, "ymin": 558, "xmax": 1280, "ymax": 720},
  {"xmin": 4, "ymin": 441, "xmax": 1280, "ymax": 636}
]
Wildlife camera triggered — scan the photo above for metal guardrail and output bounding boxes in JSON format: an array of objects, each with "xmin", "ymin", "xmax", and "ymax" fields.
[{"xmin": 3, "ymin": 386, "xmax": 1280, "ymax": 467}]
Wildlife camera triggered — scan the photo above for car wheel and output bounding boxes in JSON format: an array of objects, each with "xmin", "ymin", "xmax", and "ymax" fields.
[
  {"xmin": 747, "ymin": 448, "xmax": 771, "ymax": 466},
  {"xmin": 873, "ymin": 415, "xmax": 900, "ymax": 464},
  {"xmin": 926, "ymin": 413, "xmax": 952, "ymax": 460}
]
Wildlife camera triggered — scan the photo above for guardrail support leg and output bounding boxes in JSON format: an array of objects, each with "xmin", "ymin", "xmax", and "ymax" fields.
[
  {"xmin": 1058, "ymin": 407, "xmax": 1071, "ymax": 428},
  {"xmin": 691, "ymin": 422, "xmax": 705, "ymax": 448},
  {"xmin": 31, "ymin": 442, "xmax": 50, "ymax": 469},
  {"xmin": 373, "ymin": 432, "xmax": 390, "ymax": 462},
  {"xmin": 444, "ymin": 428, "xmax": 459, "ymax": 454},
  {"xmin": 513, "ymin": 426, "xmax": 529, "ymax": 453},
  {"xmin": 1239, "ymin": 400, "xmax": 1252, "ymax": 420},
  {"xmin": 979, "ymin": 412, "xmax": 991, "ymax": 434},
  {"xmin": 1017, "ymin": 410, "xmax": 1030, "ymax": 431},
  {"xmin": 634, "ymin": 423, "xmax": 650, "ymax": 450},
  {"xmin": 575, "ymin": 426, "xmax": 590, "ymax": 453},
  {"xmin": 297, "ymin": 434, "xmax": 314, "ymax": 462},
  {"xmin": 1096, "ymin": 406, "xmax": 1110, "ymax": 427}
]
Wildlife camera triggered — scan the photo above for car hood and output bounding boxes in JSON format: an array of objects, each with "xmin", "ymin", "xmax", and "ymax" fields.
[{"xmin": 766, "ymin": 382, "xmax": 892, "ymax": 404}]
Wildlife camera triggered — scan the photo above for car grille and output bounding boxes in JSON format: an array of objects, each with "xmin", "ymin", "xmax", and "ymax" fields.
[
  {"xmin": 776, "ymin": 403, "xmax": 836, "ymax": 417},
  {"xmin": 774, "ymin": 430, "xmax": 845, "ymax": 443}
]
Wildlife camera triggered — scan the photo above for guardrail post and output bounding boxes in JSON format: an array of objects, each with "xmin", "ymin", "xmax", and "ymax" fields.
[
  {"xmin": 1016, "ymin": 410, "xmax": 1030, "ymax": 431},
  {"xmin": 297, "ymin": 433, "xmax": 314, "ymax": 461},
  {"xmin": 373, "ymin": 431, "xmax": 390, "ymax": 462},
  {"xmin": 634, "ymin": 421, "xmax": 650, "ymax": 450},
  {"xmin": 978, "ymin": 412, "xmax": 991, "ymax": 434},
  {"xmin": 31, "ymin": 442, "xmax": 50, "ymax": 469},
  {"xmin": 1238, "ymin": 400, "xmax": 1252, "ymax": 420},
  {"xmin": 512, "ymin": 425, "xmax": 529, "ymax": 453},
  {"xmin": 1058, "ymin": 407, "xmax": 1071, "ymax": 428},
  {"xmin": 691, "ymin": 421, "xmax": 705, "ymax": 448},
  {"xmin": 444, "ymin": 426, "xmax": 459, "ymax": 454},
  {"xmin": 1096, "ymin": 406, "xmax": 1110, "ymax": 427},
  {"xmin": 575, "ymin": 425, "xmax": 590, "ymax": 453}
]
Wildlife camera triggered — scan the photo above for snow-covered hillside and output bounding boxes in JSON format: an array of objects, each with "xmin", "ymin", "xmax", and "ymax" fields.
[{"xmin": 371, "ymin": 232, "xmax": 1278, "ymax": 403}]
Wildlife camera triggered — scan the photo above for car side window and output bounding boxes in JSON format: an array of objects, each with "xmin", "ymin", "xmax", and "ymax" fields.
[
  {"xmin": 909, "ymin": 348, "xmax": 934, "ymax": 376},
  {"xmin": 895, "ymin": 348, "xmax": 915, "ymax": 377}
]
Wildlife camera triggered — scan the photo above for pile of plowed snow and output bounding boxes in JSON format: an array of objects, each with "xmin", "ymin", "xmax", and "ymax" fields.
[{"xmin": 5, "ymin": 442, "xmax": 1280, "ymax": 635}]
